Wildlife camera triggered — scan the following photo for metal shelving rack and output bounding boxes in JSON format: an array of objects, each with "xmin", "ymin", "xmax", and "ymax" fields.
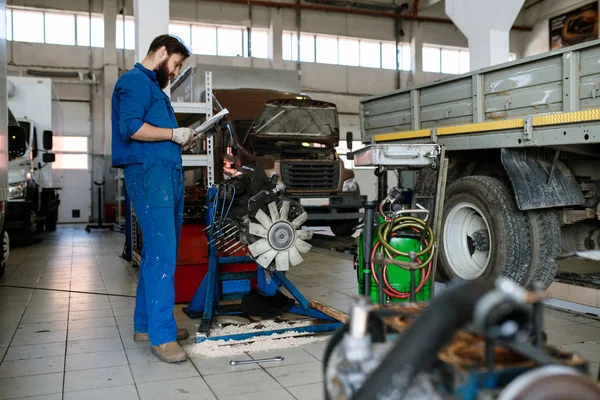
[{"xmin": 130, "ymin": 71, "xmax": 214, "ymax": 266}]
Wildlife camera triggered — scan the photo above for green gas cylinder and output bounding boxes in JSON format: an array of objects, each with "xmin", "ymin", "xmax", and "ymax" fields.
[{"xmin": 357, "ymin": 218, "xmax": 432, "ymax": 304}]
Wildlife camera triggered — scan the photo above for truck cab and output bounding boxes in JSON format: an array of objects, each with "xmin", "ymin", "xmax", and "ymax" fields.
[{"xmin": 214, "ymin": 89, "xmax": 365, "ymax": 236}]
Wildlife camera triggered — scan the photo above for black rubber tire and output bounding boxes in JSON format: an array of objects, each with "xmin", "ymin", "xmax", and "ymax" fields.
[
  {"xmin": 523, "ymin": 210, "xmax": 561, "ymax": 290},
  {"xmin": 45, "ymin": 209, "xmax": 58, "ymax": 232},
  {"xmin": 330, "ymin": 220, "xmax": 358, "ymax": 237},
  {"xmin": 439, "ymin": 176, "xmax": 531, "ymax": 284}
]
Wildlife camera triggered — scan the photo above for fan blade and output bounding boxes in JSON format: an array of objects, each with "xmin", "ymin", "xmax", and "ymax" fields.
[
  {"xmin": 268, "ymin": 202, "xmax": 280, "ymax": 222},
  {"xmin": 255, "ymin": 209, "xmax": 273, "ymax": 229},
  {"xmin": 280, "ymin": 201, "xmax": 290, "ymax": 222},
  {"xmin": 249, "ymin": 222, "xmax": 268, "ymax": 238},
  {"xmin": 248, "ymin": 238, "xmax": 271, "ymax": 257},
  {"xmin": 289, "ymin": 246, "xmax": 304, "ymax": 266},
  {"xmin": 275, "ymin": 250, "xmax": 290, "ymax": 271},
  {"xmin": 291, "ymin": 211, "xmax": 308, "ymax": 229},
  {"xmin": 295, "ymin": 238, "xmax": 312, "ymax": 253},
  {"xmin": 256, "ymin": 249, "xmax": 278, "ymax": 269},
  {"xmin": 296, "ymin": 229, "xmax": 313, "ymax": 240}
]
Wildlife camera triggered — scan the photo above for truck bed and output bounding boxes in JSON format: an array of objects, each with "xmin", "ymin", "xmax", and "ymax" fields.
[{"xmin": 360, "ymin": 39, "xmax": 600, "ymax": 152}]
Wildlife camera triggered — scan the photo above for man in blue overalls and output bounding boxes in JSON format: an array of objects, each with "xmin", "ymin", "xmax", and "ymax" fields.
[{"xmin": 112, "ymin": 35, "xmax": 195, "ymax": 363}]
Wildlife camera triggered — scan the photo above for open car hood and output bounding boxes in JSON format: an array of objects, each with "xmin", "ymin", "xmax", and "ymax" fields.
[{"xmin": 247, "ymin": 99, "xmax": 339, "ymax": 147}]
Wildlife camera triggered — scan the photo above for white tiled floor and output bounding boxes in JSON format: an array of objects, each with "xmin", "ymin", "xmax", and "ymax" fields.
[{"xmin": 0, "ymin": 225, "xmax": 599, "ymax": 399}]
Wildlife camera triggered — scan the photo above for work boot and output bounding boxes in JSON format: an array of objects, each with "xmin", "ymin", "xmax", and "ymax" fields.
[
  {"xmin": 151, "ymin": 341, "xmax": 188, "ymax": 363},
  {"xmin": 133, "ymin": 328, "xmax": 190, "ymax": 343}
]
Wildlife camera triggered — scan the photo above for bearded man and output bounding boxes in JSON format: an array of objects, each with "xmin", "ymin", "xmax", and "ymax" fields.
[{"xmin": 111, "ymin": 34, "xmax": 195, "ymax": 363}]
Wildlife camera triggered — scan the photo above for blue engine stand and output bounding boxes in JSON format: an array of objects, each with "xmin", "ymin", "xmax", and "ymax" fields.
[{"xmin": 183, "ymin": 187, "xmax": 344, "ymax": 343}]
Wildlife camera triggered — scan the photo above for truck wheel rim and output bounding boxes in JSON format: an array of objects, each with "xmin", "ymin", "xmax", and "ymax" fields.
[
  {"xmin": 444, "ymin": 202, "xmax": 491, "ymax": 279},
  {"xmin": 3, "ymin": 231, "xmax": 9, "ymax": 266}
]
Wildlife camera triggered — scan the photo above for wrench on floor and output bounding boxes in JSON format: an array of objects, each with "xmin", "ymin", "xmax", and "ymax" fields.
[{"xmin": 230, "ymin": 356, "xmax": 284, "ymax": 366}]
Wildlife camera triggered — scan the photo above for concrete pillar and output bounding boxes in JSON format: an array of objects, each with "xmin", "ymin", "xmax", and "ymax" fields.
[
  {"xmin": 269, "ymin": 8, "xmax": 284, "ymax": 69},
  {"xmin": 446, "ymin": 0, "xmax": 524, "ymax": 71},
  {"xmin": 410, "ymin": 22, "xmax": 424, "ymax": 86},
  {"xmin": 134, "ymin": 0, "xmax": 169, "ymax": 64}
]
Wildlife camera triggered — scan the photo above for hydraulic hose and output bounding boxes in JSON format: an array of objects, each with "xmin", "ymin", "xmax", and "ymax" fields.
[
  {"xmin": 370, "ymin": 213, "xmax": 435, "ymax": 299},
  {"xmin": 350, "ymin": 280, "xmax": 495, "ymax": 400}
]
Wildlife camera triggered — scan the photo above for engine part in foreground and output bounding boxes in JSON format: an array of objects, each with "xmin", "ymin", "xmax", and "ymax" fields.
[{"xmin": 248, "ymin": 201, "xmax": 313, "ymax": 271}]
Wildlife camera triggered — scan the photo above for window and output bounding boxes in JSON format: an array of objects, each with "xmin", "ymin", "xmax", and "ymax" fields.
[
  {"xmin": 381, "ymin": 42, "xmax": 397, "ymax": 70},
  {"xmin": 77, "ymin": 14, "xmax": 104, "ymax": 47},
  {"xmin": 423, "ymin": 46, "xmax": 441, "ymax": 73},
  {"xmin": 12, "ymin": 9, "xmax": 44, "ymax": 43},
  {"xmin": 282, "ymin": 32, "xmax": 294, "ymax": 61},
  {"xmin": 54, "ymin": 154, "xmax": 89, "ymax": 170},
  {"xmin": 6, "ymin": 9, "xmax": 12, "ymax": 41},
  {"xmin": 441, "ymin": 48, "xmax": 460, "ymax": 74},
  {"xmin": 299, "ymin": 34, "xmax": 315, "ymax": 62},
  {"xmin": 316, "ymin": 35, "xmax": 338, "ymax": 65},
  {"xmin": 192, "ymin": 25, "xmax": 217, "ymax": 55},
  {"xmin": 53, "ymin": 137, "xmax": 88, "ymax": 153},
  {"xmin": 249, "ymin": 29, "xmax": 269, "ymax": 58},
  {"xmin": 116, "ymin": 17, "xmax": 134, "ymax": 50},
  {"xmin": 360, "ymin": 40, "xmax": 380, "ymax": 69},
  {"xmin": 45, "ymin": 12, "xmax": 75, "ymax": 46},
  {"xmin": 400, "ymin": 44, "xmax": 411, "ymax": 71},
  {"xmin": 169, "ymin": 23, "xmax": 191, "ymax": 49},
  {"xmin": 217, "ymin": 27, "xmax": 243, "ymax": 57},
  {"xmin": 338, "ymin": 38, "xmax": 359, "ymax": 66},
  {"xmin": 459, "ymin": 50, "xmax": 470, "ymax": 73}
]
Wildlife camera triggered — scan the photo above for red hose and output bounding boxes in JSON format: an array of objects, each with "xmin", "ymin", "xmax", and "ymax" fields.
[{"xmin": 369, "ymin": 237, "xmax": 433, "ymax": 299}]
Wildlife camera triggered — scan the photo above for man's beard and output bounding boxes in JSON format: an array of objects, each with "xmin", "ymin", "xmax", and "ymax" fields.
[{"xmin": 154, "ymin": 59, "xmax": 171, "ymax": 89}]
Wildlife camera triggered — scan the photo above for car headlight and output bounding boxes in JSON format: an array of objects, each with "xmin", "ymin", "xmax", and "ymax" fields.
[
  {"xmin": 342, "ymin": 178, "xmax": 359, "ymax": 193},
  {"xmin": 9, "ymin": 181, "xmax": 26, "ymax": 200}
]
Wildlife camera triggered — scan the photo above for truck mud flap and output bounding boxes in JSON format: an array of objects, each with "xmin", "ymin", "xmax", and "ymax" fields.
[{"xmin": 500, "ymin": 148, "xmax": 584, "ymax": 211}]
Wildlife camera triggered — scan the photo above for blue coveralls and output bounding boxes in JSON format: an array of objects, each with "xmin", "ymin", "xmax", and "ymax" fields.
[{"xmin": 111, "ymin": 63, "xmax": 184, "ymax": 346}]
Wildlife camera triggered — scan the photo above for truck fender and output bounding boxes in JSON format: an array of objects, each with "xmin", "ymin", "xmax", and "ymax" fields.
[{"xmin": 500, "ymin": 148, "xmax": 585, "ymax": 211}]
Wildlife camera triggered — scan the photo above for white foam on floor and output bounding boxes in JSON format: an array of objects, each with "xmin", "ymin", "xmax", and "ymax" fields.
[{"xmin": 184, "ymin": 319, "xmax": 330, "ymax": 358}]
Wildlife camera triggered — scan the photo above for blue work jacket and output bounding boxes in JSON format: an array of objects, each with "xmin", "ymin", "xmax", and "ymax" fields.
[{"xmin": 111, "ymin": 63, "xmax": 182, "ymax": 169}]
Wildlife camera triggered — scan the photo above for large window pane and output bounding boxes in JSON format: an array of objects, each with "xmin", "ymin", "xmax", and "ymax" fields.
[
  {"xmin": 381, "ymin": 42, "xmax": 397, "ymax": 70},
  {"xmin": 6, "ymin": 9, "xmax": 12, "ymax": 41},
  {"xmin": 338, "ymin": 38, "xmax": 359, "ymax": 66},
  {"xmin": 116, "ymin": 18, "xmax": 134, "ymax": 50},
  {"xmin": 282, "ymin": 32, "xmax": 293, "ymax": 60},
  {"xmin": 441, "ymin": 48, "xmax": 460, "ymax": 74},
  {"xmin": 217, "ymin": 27, "xmax": 243, "ymax": 57},
  {"xmin": 13, "ymin": 9, "xmax": 44, "ymax": 43},
  {"xmin": 459, "ymin": 50, "xmax": 470, "ymax": 73},
  {"xmin": 169, "ymin": 23, "xmax": 191, "ymax": 49},
  {"xmin": 251, "ymin": 29, "xmax": 268, "ymax": 58},
  {"xmin": 192, "ymin": 25, "xmax": 216, "ymax": 55},
  {"xmin": 45, "ymin": 12, "xmax": 75, "ymax": 45},
  {"xmin": 401, "ymin": 44, "xmax": 411, "ymax": 71},
  {"xmin": 54, "ymin": 154, "xmax": 89, "ymax": 170},
  {"xmin": 299, "ymin": 34, "xmax": 314, "ymax": 62},
  {"xmin": 360, "ymin": 40, "xmax": 380, "ymax": 68},
  {"xmin": 53, "ymin": 137, "xmax": 88, "ymax": 153},
  {"xmin": 316, "ymin": 35, "xmax": 338, "ymax": 65},
  {"xmin": 423, "ymin": 46, "xmax": 440, "ymax": 73},
  {"xmin": 77, "ymin": 15, "xmax": 104, "ymax": 47}
]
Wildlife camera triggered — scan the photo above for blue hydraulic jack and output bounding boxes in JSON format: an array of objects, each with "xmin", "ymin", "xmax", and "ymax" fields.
[{"xmin": 183, "ymin": 187, "xmax": 345, "ymax": 343}]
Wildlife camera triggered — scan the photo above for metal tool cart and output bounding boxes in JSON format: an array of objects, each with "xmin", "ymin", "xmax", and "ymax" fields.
[{"xmin": 352, "ymin": 142, "xmax": 448, "ymax": 304}]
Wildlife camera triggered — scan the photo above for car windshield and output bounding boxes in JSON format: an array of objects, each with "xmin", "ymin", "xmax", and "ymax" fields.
[{"xmin": 249, "ymin": 102, "xmax": 338, "ymax": 138}]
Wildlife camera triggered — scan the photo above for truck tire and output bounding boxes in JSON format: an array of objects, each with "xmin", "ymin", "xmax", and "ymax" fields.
[
  {"xmin": 45, "ymin": 209, "xmax": 58, "ymax": 232},
  {"xmin": 19, "ymin": 210, "xmax": 37, "ymax": 246},
  {"xmin": 0, "ymin": 231, "xmax": 8, "ymax": 277},
  {"xmin": 439, "ymin": 176, "xmax": 531, "ymax": 284},
  {"xmin": 330, "ymin": 219, "xmax": 358, "ymax": 237},
  {"xmin": 523, "ymin": 210, "xmax": 561, "ymax": 290}
]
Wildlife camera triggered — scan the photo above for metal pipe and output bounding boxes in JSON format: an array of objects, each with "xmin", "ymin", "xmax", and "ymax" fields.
[
  {"xmin": 195, "ymin": 0, "xmax": 532, "ymax": 31},
  {"xmin": 377, "ymin": 168, "xmax": 388, "ymax": 204},
  {"xmin": 363, "ymin": 201, "xmax": 377, "ymax": 298}
]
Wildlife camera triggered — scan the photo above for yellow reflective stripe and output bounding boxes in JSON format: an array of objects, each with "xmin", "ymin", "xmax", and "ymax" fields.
[
  {"xmin": 437, "ymin": 119, "xmax": 525, "ymax": 135},
  {"xmin": 532, "ymin": 109, "xmax": 600, "ymax": 126},
  {"xmin": 374, "ymin": 129, "xmax": 430, "ymax": 142}
]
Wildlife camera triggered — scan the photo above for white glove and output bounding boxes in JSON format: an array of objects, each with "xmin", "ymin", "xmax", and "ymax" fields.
[{"xmin": 171, "ymin": 127, "xmax": 195, "ymax": 145}]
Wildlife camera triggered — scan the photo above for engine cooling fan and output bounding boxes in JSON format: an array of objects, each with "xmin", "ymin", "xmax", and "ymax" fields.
[{"xmin": 247, "ymin": 201, "xmax": 314, "ymax": 271}]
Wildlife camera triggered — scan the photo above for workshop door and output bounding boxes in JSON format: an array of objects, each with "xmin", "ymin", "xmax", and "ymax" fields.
[{"xmin": 54, "ymin": 101, "xmax": 92, "ymax": 224}]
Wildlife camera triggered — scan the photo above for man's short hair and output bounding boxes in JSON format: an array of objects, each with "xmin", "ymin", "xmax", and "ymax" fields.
[{"xmin": 147, "ymin": 34, "xmax": 191, "ymax": 58}]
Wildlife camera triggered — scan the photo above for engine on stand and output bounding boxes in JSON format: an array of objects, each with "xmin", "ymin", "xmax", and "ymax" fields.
[{"xmin": 204, "ymin": 164, "xmax": 314, "ymax": 272}]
